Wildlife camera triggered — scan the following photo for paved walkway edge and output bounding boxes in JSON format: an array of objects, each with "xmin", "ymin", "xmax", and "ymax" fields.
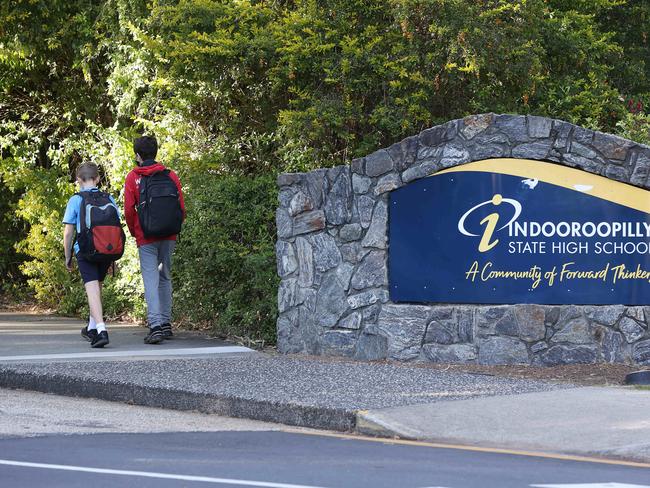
[
  {"xmin": 355, "ymin": 388, "xmax": 650, "ymax": 464},
  {"xmin": 0, "ymin": 369, "xmax": 356, "ymax": 432}
]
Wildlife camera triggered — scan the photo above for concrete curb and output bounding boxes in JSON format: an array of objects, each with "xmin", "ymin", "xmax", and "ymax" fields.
[
  {"xmin": 354, "ymin": 410, "xmax": 408, "ymax": 439},
  {"xmin": 0, "ymin": 369, "xmax": 356, "ymax": 432}
]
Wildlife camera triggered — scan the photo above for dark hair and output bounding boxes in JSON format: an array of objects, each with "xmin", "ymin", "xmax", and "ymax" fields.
[
  {"xmin": 133, "ymin": 136, "xmax": 158, "ymax": 160},
  {"xmin": 76, "ymin": 162, "xmax": 100, "ymax": 182}
]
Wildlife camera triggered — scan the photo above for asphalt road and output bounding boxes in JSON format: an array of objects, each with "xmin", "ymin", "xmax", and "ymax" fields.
[
  {"xmin": 2, "ymin": 431, "xmax": 650, "ymax": 488},
  {"xmin": 1, "ymin": 390, "xmax": 649, "ymax": 488}
]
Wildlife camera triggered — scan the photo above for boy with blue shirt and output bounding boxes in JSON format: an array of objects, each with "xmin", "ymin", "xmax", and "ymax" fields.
[{"xmin": 62, "ymin": 163, "xmax": 119, "ymax": 348}]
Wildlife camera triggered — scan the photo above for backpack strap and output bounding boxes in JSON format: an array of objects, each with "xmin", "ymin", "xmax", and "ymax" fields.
[
  {"xmin": 75, "ymin": 191, "xmax": 88, "ymax": 223},
  {"xmin": 138, "ymin": 175, "xmax": 149, "ymax": 207},
  {"xmin": 74, "ymin": 192, "xmax": 87, "ymax": 247},
  {"xmin": 75, "ymin": 190, "xmax": 96, "ymax": 230}
]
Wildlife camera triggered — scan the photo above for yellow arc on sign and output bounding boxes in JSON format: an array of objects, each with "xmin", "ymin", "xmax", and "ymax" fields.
[{"xmin": 436, "ymin": 159, "xmax": 650, "ymax": 214}]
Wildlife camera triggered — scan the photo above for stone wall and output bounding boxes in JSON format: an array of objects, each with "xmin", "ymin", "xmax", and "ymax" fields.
[{"xmin": 275, "ymin": 114, "xmax": 650, "ymax": 365}]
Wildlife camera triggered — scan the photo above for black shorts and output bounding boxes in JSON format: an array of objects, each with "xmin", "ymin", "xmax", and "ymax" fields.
[{"xmin": 76, "ymin": 255, "xmax": 111, "ymax": 284}]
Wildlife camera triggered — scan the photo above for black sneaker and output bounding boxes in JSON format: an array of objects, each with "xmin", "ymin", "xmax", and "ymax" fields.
[
  {"xmin": 161, "ymin": 323, "xmax": 173, "ymax": 339},
  {"xmin": 91, "ymin": 330, "xmax": 109, "ymax": 348},
  {"xmin": 81, "ymin": 326, "xmax": 98, "ymax": 342},
  {"xmin": 144, "ymin": 326, "xmax": 164, "ymax": 344}
]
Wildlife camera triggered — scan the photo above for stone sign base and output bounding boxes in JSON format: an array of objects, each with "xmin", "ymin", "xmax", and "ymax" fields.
[
  {"xmin": 371, "ymin": 304, "xmax": 649, "ymax": 365},
  {"xmin": 276, "ymin": 114, "xmax": 650, "ymax": 366}
]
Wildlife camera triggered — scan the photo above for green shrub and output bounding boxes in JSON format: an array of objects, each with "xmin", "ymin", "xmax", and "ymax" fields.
[
  {"xmin": 616, "ymin": 112, "xmax": 650, "ymax": 146},
  {"xmin": 0, "ymin": 180, "xmax": 26, "ymax": 292},
  {"xmin": 172, "ymin": 172, "xmax": 278, "ymax": 345}
]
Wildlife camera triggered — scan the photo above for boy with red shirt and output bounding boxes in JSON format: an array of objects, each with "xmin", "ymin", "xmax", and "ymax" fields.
[{"xmin": 124, "ymin": 136, "xmax": 185, "ymax": 344}]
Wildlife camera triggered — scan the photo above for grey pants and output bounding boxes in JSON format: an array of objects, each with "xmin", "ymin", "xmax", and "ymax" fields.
[{"xmin": 139, "ymin": 240, "xmax": 176, "ymax": 328}]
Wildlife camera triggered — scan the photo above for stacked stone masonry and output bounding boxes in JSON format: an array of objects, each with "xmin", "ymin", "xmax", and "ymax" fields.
[{"xmin": 276, "ymin": 114, "xmax": 650, "ymax": 365}]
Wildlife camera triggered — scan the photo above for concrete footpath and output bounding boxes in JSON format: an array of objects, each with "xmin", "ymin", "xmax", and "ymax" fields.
[{"xmin": 1, "ymin": 312, "xmax": 650, "ymax": 464}]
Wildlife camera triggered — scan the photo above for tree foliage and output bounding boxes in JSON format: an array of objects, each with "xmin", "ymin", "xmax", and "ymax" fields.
[{"xmin": 1, "ymin": 0, "xmax": 649, "ymax": 338}]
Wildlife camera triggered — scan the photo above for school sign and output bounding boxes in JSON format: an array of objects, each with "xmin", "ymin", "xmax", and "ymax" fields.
[
  {"xmin": 276, "ymin": 114, "xmax": 650, "ymax": 366},
  {"xmin": 389, "ymin": 159, "xmax": 650, "ymax": 305}
]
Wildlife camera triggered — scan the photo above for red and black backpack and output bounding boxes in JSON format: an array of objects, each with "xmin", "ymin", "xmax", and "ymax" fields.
[{"xmin": 76, "ymin": 191, "xmax": 125, "ymax": 262}]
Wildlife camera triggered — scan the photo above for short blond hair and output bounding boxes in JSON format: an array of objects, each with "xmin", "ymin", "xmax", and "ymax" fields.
[{"xmin": 76, "ymin": 163, "xmax": 99, "ymax": 182}]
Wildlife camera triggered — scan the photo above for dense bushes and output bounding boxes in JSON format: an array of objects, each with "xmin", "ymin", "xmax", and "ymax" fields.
[
  {"xmin": 0, "ymin": 182, "xmax": 26, "ymax": 294},
  {"xmin": 1, "ymin": 0, "xmax": 649, "ymax": 343},
  {"xmin": 172, "ymin": 173, "xmax": 278, "ymax": 344}
]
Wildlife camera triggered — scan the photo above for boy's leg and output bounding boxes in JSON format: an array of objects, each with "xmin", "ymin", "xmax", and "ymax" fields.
[
  {"xmin": 82, "ymin": 282, "xmax": 100, "ymax": 340},
  {"xmin": 84, "ymin": 280, "xmax": 104, "ymax": 326},
  {"xmin": 139, "ymin": 243, "xmax": 163, "ymax": 330},
  {"xmin": 88, "ymin": 281, "xmax": 103, "ymax": 329},
  {"xmin": 77, "ymin": 257, "xmax": 110, "ymax": 348},
  {"xmin": 84, "ymin": 279, "xmax": 109, "ymax": 348},
  {"xmin": 158, "ymin": 240, "xmax": 176, "ymax": 326},
  {"xmin": 91, "ymin": 264, "xmax": 111, "ymax": 332}
]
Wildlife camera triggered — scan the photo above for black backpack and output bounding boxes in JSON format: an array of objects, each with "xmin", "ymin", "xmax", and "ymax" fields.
[
  {"xmin": 76, "ymin": 191, "xmax": 126, "ymax": 262},
  {"xmin": 137, "ymin": 170, "xmax": 183, "ymax": 238}
]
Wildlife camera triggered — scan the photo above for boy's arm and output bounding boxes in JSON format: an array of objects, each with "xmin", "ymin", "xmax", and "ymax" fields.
[
  {"xmin": 63, "ymin": 224, "xmax": 75, "ymax": 270},
  {"xmin": 124, "ymin": 174, "xmax": 137, "ymax": 237}
]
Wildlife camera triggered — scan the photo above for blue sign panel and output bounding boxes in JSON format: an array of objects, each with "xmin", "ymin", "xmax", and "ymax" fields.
[{"xmin": 389, "ymin": 159, "xmax": 650, "ymax": 305}]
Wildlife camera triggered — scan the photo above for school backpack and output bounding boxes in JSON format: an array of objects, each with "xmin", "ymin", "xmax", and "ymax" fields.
[
  {"xmin": 137, "ymin": 170, "xmax": 183, "ymax": 238},
  {"xmin": 76, "ymin": 191, "xmax": 125, "ymax": 262}
]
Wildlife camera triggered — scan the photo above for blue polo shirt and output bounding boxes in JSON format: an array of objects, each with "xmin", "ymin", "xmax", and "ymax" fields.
[{"xmin": 62, "ymin": 188, "xmax": 120, "ymax": 254}]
